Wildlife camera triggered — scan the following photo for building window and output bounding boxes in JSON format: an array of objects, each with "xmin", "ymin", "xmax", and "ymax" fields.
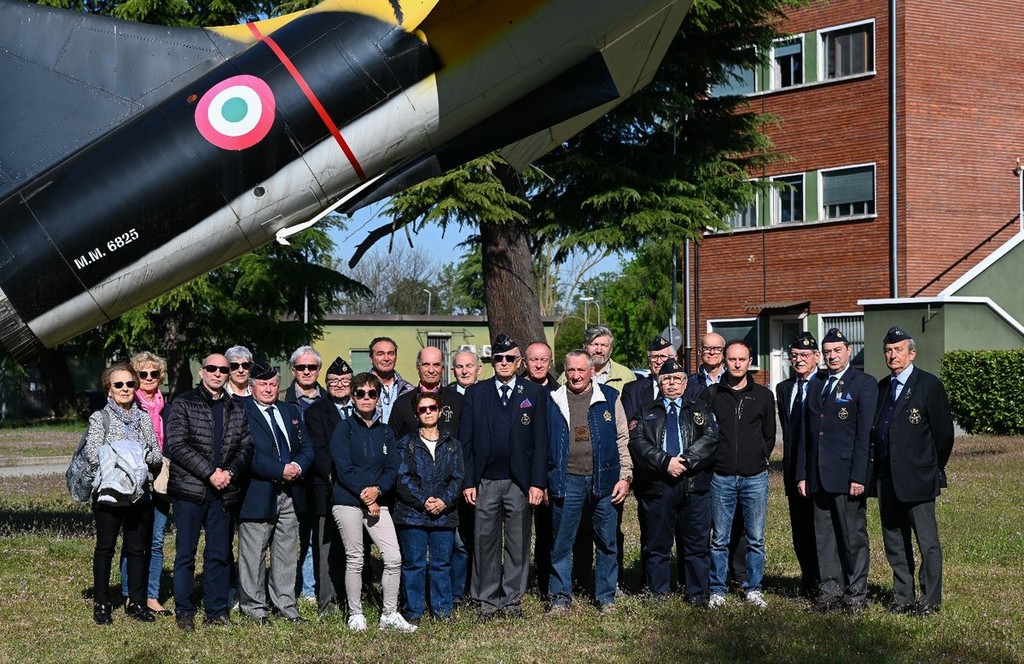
[
  {"xmin": 710, "ymin": 48, "xmax": 757, "ymax": 96},
  {"xmin": 818, "ymin": 313, "xmax": 865, "ymax": 369},
  {"xmin": 709, "ymin": 318, "xmax": 761, "ymax": 369},
  {"xmin": 726, "ymin": 199, "xmax": 758, "ymax": 229},
  {"xmin": 822, "ymin": 164, "xmax": 876, "ymax": 219},
  {"xmin": 772, "ymin": 174, "xmax": 804, "ymax": 224},
  {"xmin": 349, "ymin": 349, "xmax": 372, "ymax": 374},
  {"xmin": 426, "ymin": 334, "xmax": 452, "ymax": 386},
  {"xmin": 822, "ymin": 22, "xmax": 874, "ymax": 79},
  {"xmin": 772, "ymin": 37, "xmax": 803, "ymax": 89}
]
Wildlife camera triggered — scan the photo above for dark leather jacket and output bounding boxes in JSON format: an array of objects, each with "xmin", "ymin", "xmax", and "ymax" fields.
[{"xmin": 628, "ymin": 394, "xmax": 718, "ymax": 496}]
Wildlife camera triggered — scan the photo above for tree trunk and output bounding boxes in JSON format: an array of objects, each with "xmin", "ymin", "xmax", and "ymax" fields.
[
  {"xmin": 37, "ymin": 348, "xmax": 75, "ymax": 417},
  {"xmin": 162, "ymin": 312, "xmax": 194, "ymax": 398}
]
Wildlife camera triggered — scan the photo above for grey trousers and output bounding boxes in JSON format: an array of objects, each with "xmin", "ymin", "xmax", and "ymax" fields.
[
  {"xmin": 472, "ymin": 478, "xmax": 531, "ymax": 614},
  {"xmin": 877, "ymin": 475, "xmax": 943, "ymax": 607},
  {"xmin": 812, "ymin": 490, "xmax": 869, "ymax": 604},
  {"xmin": 312, "ymin": 513, "xmax": 345, "ymax": 614},
  {"xmin": 238, "ymin": 491, "xmax": 300, "ymax": 619},
  {"xmin": 332, "ymin": 504, "xmax": 401, "ymax": 616}
]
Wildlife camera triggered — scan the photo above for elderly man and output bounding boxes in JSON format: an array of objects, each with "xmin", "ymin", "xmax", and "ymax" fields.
[
  {"xmin": 797, "ymin": 328, "xmax": 878, "ymax": 613},
  {"xmin": 302, "ymin": 356, "xmax": 354, "ymax": 617},
  {"xmin": 225, "ymin": 345, "xmax": 254, "ymax": 399},
  {"xmin": 546, "ymin": 350, "xmax": 631, "ymax": 614},
  {"xmin": 776, "ymin": 331, "xmax": 822, "ymax": 598},
  {"xmin": 167, "ymin": 354, "xmax": 253, "ymax": 631},
  {"xmin": 461, "ymin": 334, "xmax": 548, "ymax": 620},
  {"xmin": 622, "ymin": 335, "xmax": 676, "ymax": 419},
  {"xmin": 524, "ymin": 341, "xmax": 558, "ymax": 390},
  {"xmin": 390, "ymin": 346, "xmax": 463, "ymax": 440},
  {"xmin": 238, "ymin": 360, "xmax": 314, "ymax": 624},
  {"xmin": 557, "ymin": 325, "xmax": 635, "ymax": 390},
  {"xmin": 369, "ymin": 336, "xmax": 415, "ymax": 424},
  {"xmin": 871, "ymin": 326, "xmax": 954, "ymax": 616},
  {"xmin": 628, "ymin": 358, "xmax": 719, "ymax": 606},
  {"xmin": 452, "ymin": 349, "xmax": 482, "ymax": 394},
  {"xmin": 707, "ymin": 340, "xmax": 775, "ymax": 610},
  {"xmin": 522, "ymin": 339, "xmax": 557, "ymax": 598},
  {"xmin": 284, "ymin": 346, "xmax": 328, "ymax": 412}
]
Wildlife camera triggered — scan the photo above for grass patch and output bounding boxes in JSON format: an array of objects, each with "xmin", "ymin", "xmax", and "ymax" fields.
[
  {"xmin": 0, "ymin": 424, "xmax": 84, "ymax": 461},
  {"xmin": 0, "ymin": 436, "xmax": 1021, "ymax": 663}
]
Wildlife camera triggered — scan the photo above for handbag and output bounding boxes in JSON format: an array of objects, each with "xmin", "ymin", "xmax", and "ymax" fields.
[{"xmin": 152, "ymin": 455, "xmax": 171, "ymax": 495}]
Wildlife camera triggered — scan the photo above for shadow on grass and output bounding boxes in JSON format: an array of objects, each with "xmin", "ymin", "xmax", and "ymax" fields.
[{"xmin": 0, "ymin": 505, "xmax": 92, "ymax": 537}]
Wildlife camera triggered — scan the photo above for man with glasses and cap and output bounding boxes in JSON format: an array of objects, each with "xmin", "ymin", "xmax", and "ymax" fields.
[
  {"xmin": 797, "ymin": 327, "xmax": 878, "ymax": 613},
  {"xmin": 871, "ymin": 326, "xmax": 954, "ymax": 616},
  {"xmin": 238, "ymin": 360, "xmax": 314, "ymax": 624},
  {"xmin": 776, "ymin": 331, "xmax": 823, "ymax": 598},
  {"xmin": 166, "ymin": 354, "xmax": 253, "ymax": 631},
  {"xmin": 628, "ymin": 358, "xmax": 719, "ymax": 606},
  {"xmin": 460, "ymin": 334, "xmax": 548, "ymax": 620},
  {"xmin": 301, "ymin": 356, "xmax": 355, "ymax": 617}
]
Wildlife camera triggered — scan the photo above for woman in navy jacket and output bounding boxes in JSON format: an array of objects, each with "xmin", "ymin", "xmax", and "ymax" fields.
[
  {"xmin": 394, "ymin": 391, "xmax": 465, "ymax": 623},
  {"xmin": 330, "ymin": 373, "xmax": 415, "ymax": 633}
]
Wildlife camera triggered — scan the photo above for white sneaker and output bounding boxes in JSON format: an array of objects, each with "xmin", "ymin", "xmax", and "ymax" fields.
[
  {"xmin": 379, "ymin": 612, "xmax": 418, "ymax": 632},
  {"xmin": 744, "ymin": 590, "xmax": 768, "ymax": 608},
  {"xmin": 708, "ymin": 593, "xmax": 727, "ymax": 609},
  {"xmin": 347, "ymin": 614, "xmax": 367, "ymax": 632}
]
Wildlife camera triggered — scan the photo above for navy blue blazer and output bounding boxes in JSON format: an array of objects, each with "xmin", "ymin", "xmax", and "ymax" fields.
[
  {"xmin": 870, "ymin": 368, "xmax": 954, "ymax": 502},
  {"xmin": 776, "ymin": 369, "xmax": 827, "ymax": 496},
  {"xmin": 303, "ymin": 396, "xmax": 347, "ymax": 517},
  {"xmin": 621, "ymin": 375, "xmax": 657, "ymax": 420},
  {"xmin": 798, "ymin": 366, "xmax": 878, "ymax": 495},
  {"xmin": 459, "ymin": 378, "xmax": 549, "ymax": 493},
  {"xmin": 239, "ymin": 399, "xmax": 314, "ymax": 520}
]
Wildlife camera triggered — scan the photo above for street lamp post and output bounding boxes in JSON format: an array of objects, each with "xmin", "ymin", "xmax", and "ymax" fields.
[
  {"xmin": 423, "ymin": 288, "xmax": 433, "ymax": 316},
  {"xmin": 579, "ymin": 296, "xmax": 601, "ymax": 325}
]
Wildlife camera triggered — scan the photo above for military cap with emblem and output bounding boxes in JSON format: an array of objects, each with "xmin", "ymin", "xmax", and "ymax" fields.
[
  {"xmin": 492, "ymin": 333, "xmax": 518, "ymax": 353},
  {"xmin": 326, "ymin": 356, "xmax": 353, "ymax": 376},
  {"xmin": 822, "ymin": 327, "xmax": 848, "ymax": 345},
  {"xmin": 648, "ymin": 335, "xmax": 673, "ymax": 352},
  {"xmin": 658, "ymin": 358, "xmax": 685, "ymax": 376},
  {"xmin": 882, "ymin": 326, "xmax": 913, "ymax": 344},
  {"xmin": 791, "ymin": 331, "xmax": 818, "ymax": 350},
  {"xmin": 250, "ymin": 358, "xmax": 278, "ymax": 381}
]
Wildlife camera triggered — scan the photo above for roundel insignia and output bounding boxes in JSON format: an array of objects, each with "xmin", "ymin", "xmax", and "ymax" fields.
[
  {"xmin": 693, "ymin": 412, "xmax": 705, "ymax": 426},
  {"xmin": 195, "ymin": 75, "xmax": 276, "ymax": 150}
]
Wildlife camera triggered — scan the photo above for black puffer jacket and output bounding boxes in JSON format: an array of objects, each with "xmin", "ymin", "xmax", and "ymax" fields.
[{"xmin": 166, "ymin": 384, "xmax": 253, "ymax": 508}]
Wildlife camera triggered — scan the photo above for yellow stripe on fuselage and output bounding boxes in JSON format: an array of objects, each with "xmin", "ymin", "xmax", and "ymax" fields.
[
  {"xmin": 207, "ymin": 0, "xmax": 439, "ymax": 43},
  {"xmin": 418, "ymin": 0, "xmax": 548, "ymax": 67}
]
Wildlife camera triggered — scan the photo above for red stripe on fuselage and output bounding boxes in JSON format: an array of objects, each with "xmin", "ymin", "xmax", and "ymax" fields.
[{"xmin": 247, "ymin": 21, "xmax": 366, "ymax": 181}]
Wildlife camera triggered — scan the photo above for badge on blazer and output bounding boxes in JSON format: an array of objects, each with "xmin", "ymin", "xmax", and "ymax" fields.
[
  {"xmin": 521, "ymin": 413, "xmax": 531, "ymax": 426},
  {"xmin": 838, "ymin": 407, "xmax": 849, "ymax": 420},
  {"xmin": 909, "ymin": 408, "xmax": 922, "ymax": 425},
  {"xmin": 441, "ymin": 405, "xmax": 454, "ymax": 423},
  {"xmin": 629, "ymin": 419, "xmax": 639, "ymax": 431},
  {"xmin": 693, "ymin": 412, "xmax": 706, "ymax": 426},
  {"xmin": 603, "ymin": 410, "xmax": 613, "ymax": 422},
  {"xmin": 516, "ymin": 384, "xmax": 524, "ymax": 394}
]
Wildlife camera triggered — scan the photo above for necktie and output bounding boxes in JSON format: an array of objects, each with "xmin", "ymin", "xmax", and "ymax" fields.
[
  {"xmin": 790, "ymin": 379, "xmax": 806, "ymax": 441},
  {"xmin": 665, "ymin": 402, "xmax": 681, "ymax": 457},
  {"xmin": 500, "ymin": 385, "xmax": 510, "ymax": 407},
  {"xmin": 891, "ymin": 381, "xmax": 900, "ymax": 402},
  {"xmin": 266, "ymin": 406, "xmax": 290, "ymax": 464},
  {"xmin": 822, "ymin": 375, "xmax": 837, "ymax": 400}
]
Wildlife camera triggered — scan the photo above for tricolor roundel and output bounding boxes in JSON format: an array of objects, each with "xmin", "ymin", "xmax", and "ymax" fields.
[{"xmin": 195, "ymin": 75, "xmax": 276, "ymax": 150}]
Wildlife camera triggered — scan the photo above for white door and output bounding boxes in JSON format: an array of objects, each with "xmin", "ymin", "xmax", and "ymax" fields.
[{"xmin": 769, "ymin": 317, "xmax": 803, "ymax": 393}]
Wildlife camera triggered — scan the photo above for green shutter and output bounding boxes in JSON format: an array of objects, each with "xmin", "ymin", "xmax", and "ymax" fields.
[{"xmin": 804, "ymin": 31, "xmax": 818, "ymax": 84}]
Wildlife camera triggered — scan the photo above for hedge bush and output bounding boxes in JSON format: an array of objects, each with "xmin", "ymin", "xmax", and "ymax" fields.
[{"xmin": 941, "ymin": 349, "xmax": 1024, "ymax": 434}]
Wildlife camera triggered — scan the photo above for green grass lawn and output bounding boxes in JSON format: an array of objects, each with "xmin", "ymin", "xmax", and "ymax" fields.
[
  {"xmin": 0, "ymin": 424, "xmax": 83, "ymax": 461},
  {"xmin": 0, "ymin": 437, "xmax": 1022, "ymax": 663}
]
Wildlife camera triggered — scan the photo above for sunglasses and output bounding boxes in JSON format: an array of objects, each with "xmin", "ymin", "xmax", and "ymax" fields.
[
  {"xmin": 353, "ymin": 388, "xmax": 379, "ymax": 399},
  {"xmin": 137, "ymin": 370, "xmax": 161, "ymax": 380},
  {"xmin": 230, "ymin": 361, "xmax": 252, "ymax": 371},
  {"xmin": 203, "ymin": 365, "xmax": 230, "ymax": 375},
  {"xmin": 112, "ymin": 381, "xmax": 137, "ymax": 389},
  {"xmin": 416, "ymin": 404, "xmax": 439, "ymax": 414},
  {"xmin": 293, "ymin": 364, "xmax": 319, "ymax": 372},
  {"xmin": 492, "ymin": 354, "xmax": 520, "ymax": 364}
]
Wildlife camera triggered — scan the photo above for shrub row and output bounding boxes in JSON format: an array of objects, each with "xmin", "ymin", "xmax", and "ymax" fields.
[{"xmin": 941, "ymin": 349, "xmax": 1024, "ymax": 434}]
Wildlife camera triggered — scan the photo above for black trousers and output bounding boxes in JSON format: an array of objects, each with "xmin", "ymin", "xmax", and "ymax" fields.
[
  {"xmin": 92, "ymin": 500, "xmax": 153, "ymax": 606},
  {"xmin": 787, "ymin": 492, "xmax": 819, "ymax": 595}
]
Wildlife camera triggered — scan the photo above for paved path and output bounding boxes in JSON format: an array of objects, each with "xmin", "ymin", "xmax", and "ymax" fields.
[{"xmin": 0, "ymin": 458, "xmax": 68, "ymax": 477}]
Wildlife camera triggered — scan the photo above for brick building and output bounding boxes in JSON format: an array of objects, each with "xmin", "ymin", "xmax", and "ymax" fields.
[{"xmin": 687, "ymin": 0, "xmax": 1024, "ymax": 389}]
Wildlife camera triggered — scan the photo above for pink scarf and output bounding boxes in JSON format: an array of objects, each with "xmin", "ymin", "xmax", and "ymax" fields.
[{"xmin": 135, "ymin": 388, "xmax": 166, "ymax": 450}]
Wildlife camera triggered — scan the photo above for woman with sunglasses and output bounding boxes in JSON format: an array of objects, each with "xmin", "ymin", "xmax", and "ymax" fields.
[
  {"xmin": 330, "ymin": 373, "xmax": 416, "ymax": 633},
  {"xmin": 224, "ymin": 345, "xmax": 254, "ymax": 399},
  {"xmin": 393, "ymin": 391, "xmax": 464, "ymax": 624},
  {"xmin": 85, "ymin": 363, "xmax": 162, "ymax": 624}
]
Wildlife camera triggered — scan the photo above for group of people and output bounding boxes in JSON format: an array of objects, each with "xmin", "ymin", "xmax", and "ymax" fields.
[{"xmin": 83, "ymin": 322, "xmax": 954, "ymax": 631}]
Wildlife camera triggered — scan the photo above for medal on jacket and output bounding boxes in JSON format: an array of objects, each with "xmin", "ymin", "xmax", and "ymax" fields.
[
  {"xmin": 603, "ymin": 410, "xmax": 612, "ymax": 422},
  {"xmin": 693, "ymin": 412, "xmax": 705, "ymax": 426},
  {"xmin": 838, "ymin": 407, "xmax": 849, "ymax": 420},
  {"xmin": 909, "ymin": 408, "xmax": 922, "ymax": 425},
  {"xmin": 521, "ymin": 413, "xmax": 531, "ymax": 426}
]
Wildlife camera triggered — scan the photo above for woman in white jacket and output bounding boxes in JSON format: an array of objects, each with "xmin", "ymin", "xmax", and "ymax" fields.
[{"xmin": 85, "ymin": 363, "xmax": 161, "ymax": 625}]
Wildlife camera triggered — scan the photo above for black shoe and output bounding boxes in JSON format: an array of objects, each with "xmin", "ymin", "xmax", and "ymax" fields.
[
  {"xmin": 176, "ymin": 615, "xmax": 195, "ymax": 632},
  {"xmin": 886, "ymin": 602, "xmax": 915, "ymax": 615},
  {"xmin": 500, "ymin": 605, "xmax": 525, "ymax": 620},
  {"xmin": 812, "ymin": 596, "xmax": 841, "ymax": 613},
  {"xmin": 126, "ymin": 603, "xmax": 157, "ymax": 623},
  {"xmin": 843, "ymin": 600, "xmax": 868, "ymax": 615},
  {"xmin": 93, "ymin": 603, "xmax": 113, "ymax": 625},
  {"xmin": 202, "ymin": 614, "xmax": 232, "ymax": 627},
  {"xmin": 689, "ymin": 594, "xmax": 710, "ymax": 609},
  {"xmin": 917, "ymin": 604, "xmax": 941, "ymax": 617},
  {"xmin": 249, "ymin": 616, "xmax": 272, "ymax": 626},
  {"xmin": 282, "ymin": 616, "xmax": 308, "ymax": 624}
]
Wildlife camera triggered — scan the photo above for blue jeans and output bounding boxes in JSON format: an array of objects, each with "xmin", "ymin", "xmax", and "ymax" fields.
[
  {"xmin": 549, "ymin": 474, "xmax": 618, "ymax": 607},
  {"xmin": 122, "ymin": 498, "xmax": 170, "ymax": 600},
  {"xmin": 710, "ymin": 471, "xmax": 768, "ymax": 596},
  {"xmin": 397, "ymin": 526, "xmax": 455, "ymax": 619},
  {"xmin": 173, "ymin": 495, "xmax": 233, "ymax": 618},
  {"xmin": 450, "ymin": 527, "xmax": 469, "ymax": 600}
]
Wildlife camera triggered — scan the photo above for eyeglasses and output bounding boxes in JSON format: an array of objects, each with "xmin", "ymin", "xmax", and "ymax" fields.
[
  {"xmin": 112, "ymin": 381, "xmax": 137, "ymax": 389},
  {"xmin": 353, "ymin": 388, "xmax": 379, "ymax": 399},
  {"xmin": 293, "ymin": 364, "xmax": 319, "ymax": 373},
  {"xmin": 137, "ymin": 370, "xmax": 161, "ymax": 380},
  {"xmin": 701, "ymin": 346, "xmax": 724, "ymax": 355},
  {"xmin": 203, "ymin": 365, "xmax": 230, "ymax": 375},
  {"xmin": 416, "ymin": 404, "xmax": 440, "ymax": 414},
  {"xmin": 492, "ymin": 354, "xmax": 520, "ymax": 364},
  {"xmin": 326, "ymin": 378, "xmax": 351, "ymax": 386},
  {"xmin": 229, "ymin": 361, "xmax": 251, "ymax": 371}
]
